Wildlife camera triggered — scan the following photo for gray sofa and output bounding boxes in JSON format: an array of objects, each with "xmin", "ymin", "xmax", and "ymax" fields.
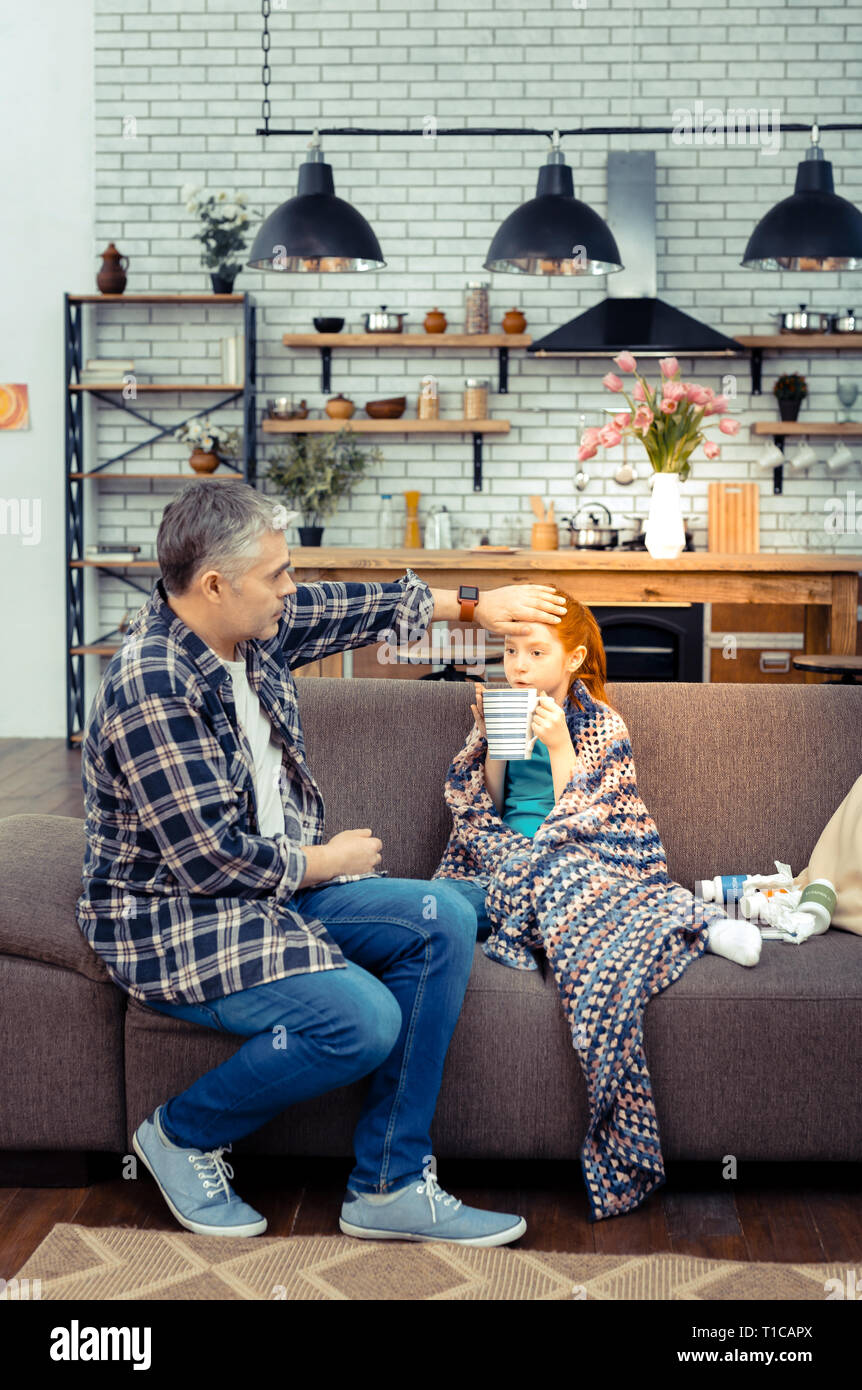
[{"xmin": 1, "ymin": 679, "xmax": 860, "ymax": 1175}]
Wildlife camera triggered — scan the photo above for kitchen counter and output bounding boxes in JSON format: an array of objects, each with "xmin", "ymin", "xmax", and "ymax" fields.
[{"xmin": 290, "ymin": 548, "xmax": 862, "ymax": 680}]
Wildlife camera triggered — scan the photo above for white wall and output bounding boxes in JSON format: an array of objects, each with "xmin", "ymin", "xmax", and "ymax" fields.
[
  {"xmin": 3, "ymin": 0, "xmax": 862, "ymax": 735},
  {"xmin": 0, "ymin": 0, "xmax": 94, "ymax": 736}
]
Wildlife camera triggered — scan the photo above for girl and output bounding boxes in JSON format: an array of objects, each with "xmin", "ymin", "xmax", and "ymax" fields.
[
  {"xmin": 430, "ymin": 587, "xmax": 762, "ymax": 1221},
  {"xmin": 434, "ymin": 587, "xmax": 762, "ymax": 968}
]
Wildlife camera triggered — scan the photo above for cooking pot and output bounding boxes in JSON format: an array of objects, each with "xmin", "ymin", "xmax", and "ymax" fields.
[
  {"xmin": 363, "ymin": 305, "xmax": 408, "ymax": 333},
  {"xmin": 773, "ymin": 304, "xmax": 831, "ymax": 333},
  {"xmin": 830, "ymin": 308, "xmax": 860, "ymax": 334},
  {"xmin": 560, "ymin": 503, "xmax": 619, "ymax": 549}
]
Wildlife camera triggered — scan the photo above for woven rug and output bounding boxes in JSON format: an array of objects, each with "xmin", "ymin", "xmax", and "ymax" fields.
[{"xmin": 7, "ymin": 1224, "xmax": 855, "ymax": 1300}]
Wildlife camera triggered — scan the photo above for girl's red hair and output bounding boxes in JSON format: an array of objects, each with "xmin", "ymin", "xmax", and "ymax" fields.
[{"xmin": 544, "ymin": 587, "xmax": 613, "ymax": 713}]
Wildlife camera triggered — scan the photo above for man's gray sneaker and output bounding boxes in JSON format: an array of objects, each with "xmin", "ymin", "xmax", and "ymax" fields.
[
  {"xmin": 339, "ymin": 1170, "xmax": 526, "ymax": 1247},
  {"xmin": 132, "ymin": 1105, "xmax": 267, "ymax": 1237}
]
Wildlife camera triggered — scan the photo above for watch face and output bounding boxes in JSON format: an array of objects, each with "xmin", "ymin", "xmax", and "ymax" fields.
[{"xmin": 459, "ymin": 585, "xmax": 479, "ymax": 601}]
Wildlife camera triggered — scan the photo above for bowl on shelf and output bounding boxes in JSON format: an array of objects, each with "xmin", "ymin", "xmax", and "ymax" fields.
[
  {"xmin": 267, "ymin": 397, "xmax": 309, "ymax": 420},
  {"xmin": 313, "ymin": 317, "xmax": 345, "ymax": 333},
  {"xmin": 365, "ymin": 396, "xmax": 407, "ymax": 419}
]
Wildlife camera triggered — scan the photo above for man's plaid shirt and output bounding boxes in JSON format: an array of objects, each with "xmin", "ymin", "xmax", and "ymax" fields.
[{"xmin": 76, "ymin": 568, "xmax": 434, "ymax": 1006}]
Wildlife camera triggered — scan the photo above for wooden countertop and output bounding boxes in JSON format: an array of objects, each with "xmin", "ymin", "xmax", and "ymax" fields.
[{"xmin": 291, "ymin": 547, "xmax": 862, "ymax": 572}]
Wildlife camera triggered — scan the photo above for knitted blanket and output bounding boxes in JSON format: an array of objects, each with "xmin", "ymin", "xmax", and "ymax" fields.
[{"xmin": 430, "ymin": 679, "xmax": 733, "ymax": 1222}]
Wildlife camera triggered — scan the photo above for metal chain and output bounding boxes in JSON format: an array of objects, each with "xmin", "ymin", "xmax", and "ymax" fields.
[{"xmin": 260, "ymin": 0, "xmax": 271, "ymax": 133}]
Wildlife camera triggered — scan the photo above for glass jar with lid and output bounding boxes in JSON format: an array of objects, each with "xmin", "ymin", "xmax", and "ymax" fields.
[
  {"xmin": 464, "ymin": 280, "xmax": 489, "ymax": 334},
  {"xmin": 463, "ymin": 377, "xmax": 489, "ymax": 420}
]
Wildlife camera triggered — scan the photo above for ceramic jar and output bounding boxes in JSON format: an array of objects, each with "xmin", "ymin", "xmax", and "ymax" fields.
[
  {"xmin": 423, "ymin": 307, "xmax": 447, "ymax": 334},
  {"xmin": 325, "ymin": 393, "xmax": 356, "ymax": 419}
]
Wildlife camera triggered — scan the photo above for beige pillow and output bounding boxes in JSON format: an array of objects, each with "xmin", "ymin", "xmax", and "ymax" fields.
[{"xmin": 793, "ymin": 773, "xmax": 862, "ymax": 935}]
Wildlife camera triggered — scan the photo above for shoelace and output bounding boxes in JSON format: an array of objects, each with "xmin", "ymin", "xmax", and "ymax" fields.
[
  {"xmin": 414, "ymin": 1171, "xmax": 462, "ymax": 1225},
  {"xmin": 188, "ymin": 1143, "xmax": 236, "ymax": 1202}
]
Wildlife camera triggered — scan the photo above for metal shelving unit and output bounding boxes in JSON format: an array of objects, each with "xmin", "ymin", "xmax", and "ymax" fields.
[{"xmin": 63, "ymin": 291, "xmax": 257, "ymax": 747}]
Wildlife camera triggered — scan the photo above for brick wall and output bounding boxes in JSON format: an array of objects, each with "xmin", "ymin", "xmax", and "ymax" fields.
[{"xmin": 89, "ymin": 0, "xmax": 862, "ymax": 637}]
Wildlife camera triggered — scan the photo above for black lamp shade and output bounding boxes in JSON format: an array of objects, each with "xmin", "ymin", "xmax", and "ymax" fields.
[
  {"xmin": 246, "ymin": 155, "xmax": 385, "ymax": 272},
  {"xmin": 741, "ymin": 154, "xmax": 862, "ymax": 270},
  {"xmin": 484, "ymin": 157, "xmax": 623, "ymax": 275}
]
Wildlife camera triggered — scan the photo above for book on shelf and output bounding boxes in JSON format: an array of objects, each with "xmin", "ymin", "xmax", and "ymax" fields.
[
  {"xmin": 85, "ymin": 359, "xmax": 135, "ymax": 371},
  {"xmin": 220, "ymin": 334, "xmax": 244, "ymax": 386}
]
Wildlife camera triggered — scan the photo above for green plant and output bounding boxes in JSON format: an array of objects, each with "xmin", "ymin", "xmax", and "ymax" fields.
[
  {"xmin": 181, "ymin": 185, "xmax": 261, "ymax": 277},
  {"xmin": 264, "ymin": 427, "xmax": 383, "ymax": 528},
  {"xmin": 773, "ymin": 372, "xmax": 808, "ymax": 400}
]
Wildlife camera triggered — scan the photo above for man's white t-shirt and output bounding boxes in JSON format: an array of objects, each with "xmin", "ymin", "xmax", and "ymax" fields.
[{"xmin": 217, "ymin": 652, "xmax": 286, "ymax": 838}]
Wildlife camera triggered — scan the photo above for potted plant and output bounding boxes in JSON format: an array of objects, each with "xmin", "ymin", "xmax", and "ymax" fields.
[
  {"xmin": 173, "ymin": 418, "xmax": 240, "ymax": 474},
  {"xmin": 264, "ymin": 427, "xmax": 383, "ymax": 545},
  {"xmin": 181, "ymin": 185, "xmax": 261, "ymax": 293},
  {"xmin": 578, "ymin": 353, "xmax": 740, "ymax": 559},
  {"xmin": 773, "ymin": 372, "xmax": 807, "ymax": 422}
]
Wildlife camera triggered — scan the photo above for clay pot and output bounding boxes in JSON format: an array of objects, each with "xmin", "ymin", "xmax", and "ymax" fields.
[
  {"xmin": 189, "ymin": 448, "xmax": 219, "ymax": 474},
  {"xmin": 325, "ymin": 393, "xmax": 356, "ymax": 419},
  {"xmin": 502, "ymin": 307, "xmax": 527, "ymax": 334},
  {"xmin": 423, "ymin": 307, "xmax": 448, "ymax": 334},
  {"xmin": 97, "ymin": 243, "xmax": 129, "ymax": 295}
]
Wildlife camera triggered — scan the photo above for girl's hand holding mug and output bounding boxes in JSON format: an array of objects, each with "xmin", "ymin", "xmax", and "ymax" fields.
[
  {"xmin": 470, "ymin": 684, "xmax": 487, "ymax": 737},
  {"xmin": 531, "ymin": 691, "xmax": 571, "ymax": 754}
]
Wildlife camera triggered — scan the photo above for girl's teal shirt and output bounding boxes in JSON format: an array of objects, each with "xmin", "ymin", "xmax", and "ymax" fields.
[{"xmin": 500, "ymin": 738, "xmax": 556, "ymax": 838}]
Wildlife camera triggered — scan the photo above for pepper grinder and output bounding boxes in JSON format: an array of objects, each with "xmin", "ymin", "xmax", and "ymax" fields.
[{"xmin": 403, "ymin": 490, "xmax": 421, "ymax": 547}]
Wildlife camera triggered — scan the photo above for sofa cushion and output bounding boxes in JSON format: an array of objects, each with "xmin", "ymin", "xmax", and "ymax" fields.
[{"xmin": 0, "ymin": 813, "xmax": 113, "ymax": 983}]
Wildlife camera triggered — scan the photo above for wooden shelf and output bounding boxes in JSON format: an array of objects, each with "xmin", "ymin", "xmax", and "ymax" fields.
[
  {"xmin": 282, "ymin": 332, "xmax": 531, "ymax": 348},
  {"xmin": 69, "ymin": 382, "xmax": 242, "ymax": 392},
  {"xmin": 283, "ymin": 330, "xmax": 531, "ymax": 395},
  {"xmin": 72, "ymin": 560, "xmax": 158, "ymax": 568},
  {"xmin": 752, "ymin": 421, "xmax": 862, "ymax": 436},
  {"xmin": 67, "ymin": 293, "xmax": 246, "ymax": 304},
  {"xmin": 69, "ymin": 471, "xmax": 240, "ymax": 480},
  {"xmin": 262, "ymin": 417, "xmax": 509, "ymax": 434},
  {"xmin": 734, "ymin": 334, "xmax": 862, "ymax": 349}
]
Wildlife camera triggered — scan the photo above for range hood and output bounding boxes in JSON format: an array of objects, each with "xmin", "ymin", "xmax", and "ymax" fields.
[{"xmin": 529, "ymin": 150, "xmax": 744, "ymax": 358}]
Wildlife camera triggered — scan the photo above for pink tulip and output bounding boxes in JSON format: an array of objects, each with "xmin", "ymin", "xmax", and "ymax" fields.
[
  {"xmin": 632, "ymin": 381, "xmax": 647, "ymax": 402},
  {"xmin": 598, "ymin": 424, "xmax": 622, "ymax": 447},
  {"xmin": 613, "ymin": 351, "xmax": 637, "ymax": 373},
  {"xmin": 578, "ymin": 443, "xmax": 598, "ymax": 462},
  {"xmin": 660, "ymin": 357, "xmax": 680, "ymax": 379},
  {"xmin": 662, "ymin": 381, "xmax": 686, "ymax": 401},
  {"xmin": 718, "ymin": 418, "xmax": 740, "ymax": 435},
  {"xmin": 613, "ymin": 411, "xmax": 632, "ymax": 428},
  {"xmin": 703, "ymin": 441, "xmax": 720, "ymax": 459},
  {"xmin": 711, "ymin": 394, "xmax": 730, "ymax": 413},
  {"xmin": 633, "ymin": 406, "xmax": 654, "ymax": 431},
  {"xmin": 659, "ymin": 399, "xmax": 678, "ymax": 414},
  {"xmin": 686, "ymin": 384, "xmax": 711, "ymax": 406},
  {"xmin": 581, "ymin": 426, "xmax": 601, "ymax": 447},
  {"xmin": 602, "ymin": 372, "xmax": 624, "ymax": 393}
]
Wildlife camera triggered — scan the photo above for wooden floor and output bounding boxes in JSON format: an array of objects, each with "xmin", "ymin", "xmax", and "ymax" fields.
[{"xmin": 2, "ymin": 738, "xmax": 861, "ymax": 1274}]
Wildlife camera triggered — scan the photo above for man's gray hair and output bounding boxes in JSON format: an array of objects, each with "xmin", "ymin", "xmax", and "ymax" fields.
[{"xmin": 157, "ymin": 480, "xmax": 290, "ymax": 596}]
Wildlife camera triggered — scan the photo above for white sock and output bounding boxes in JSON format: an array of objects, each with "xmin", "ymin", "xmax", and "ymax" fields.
[{"xmin": 705, "ymin": 918, "xmax": 762, "ymax": 967}]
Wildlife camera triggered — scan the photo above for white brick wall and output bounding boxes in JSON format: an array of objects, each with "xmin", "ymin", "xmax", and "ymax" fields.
[{"xmin": 86, "ymin": 0, "xmax": 862, "ymax": 634}]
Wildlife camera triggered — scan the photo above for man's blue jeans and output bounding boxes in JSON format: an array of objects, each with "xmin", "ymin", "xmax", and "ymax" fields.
[{"xmin": 143, "ymin": 875, "xmax": 491, "ymax": 1194}]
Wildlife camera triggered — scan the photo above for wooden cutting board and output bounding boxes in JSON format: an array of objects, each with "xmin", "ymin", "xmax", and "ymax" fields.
[{"xmin": 708, "ymin": 482, "xmax": 760, "ymax": 553}]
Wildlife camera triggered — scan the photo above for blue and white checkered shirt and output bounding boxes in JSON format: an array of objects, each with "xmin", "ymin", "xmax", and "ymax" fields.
[{"xmin": 76, "ymin": 569, "xmax": 434, "ymax": 1006}]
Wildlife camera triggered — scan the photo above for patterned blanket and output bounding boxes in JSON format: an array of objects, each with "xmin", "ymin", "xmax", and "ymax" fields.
[{"xmin": 430, "ymin": 679, "xmax": 733, "ymax": 1222}]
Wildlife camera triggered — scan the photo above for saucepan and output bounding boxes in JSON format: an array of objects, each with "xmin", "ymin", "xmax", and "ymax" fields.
[
  {"xmin": 773, "ymin": 304, "xmax": 831, "ymax": 333},
  {"xmin": 363, "ymin": 306, "xmax": 408, "ymax": 332}
]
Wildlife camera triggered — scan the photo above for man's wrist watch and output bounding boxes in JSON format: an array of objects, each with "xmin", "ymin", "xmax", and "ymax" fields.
[{"xmin": 458, "ymin": 584, "xmax": 480, "ymax": 623}]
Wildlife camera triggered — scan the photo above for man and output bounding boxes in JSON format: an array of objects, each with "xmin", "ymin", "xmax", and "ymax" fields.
[{"xmin": 76, "ymin": 480, "xmax": 568, "ymax": 1246}]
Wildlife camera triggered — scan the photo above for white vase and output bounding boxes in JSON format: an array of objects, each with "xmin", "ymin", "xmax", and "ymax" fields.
[{"xmin": 644, "ymin": 471, "xmax": 685, "ymax": 559}]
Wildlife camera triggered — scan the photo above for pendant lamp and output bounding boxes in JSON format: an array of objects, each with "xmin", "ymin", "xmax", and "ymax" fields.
[
  {"xmin": 741, "ymin": 123, "xmax": 862, "ymax": 271},
  {"xmin": 247, "ymin": 131, "xmax": 384, "ymax": 273},
  {"xmin": 483, "ymin": 130, "xmax": 623, "ymax": 276}
]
